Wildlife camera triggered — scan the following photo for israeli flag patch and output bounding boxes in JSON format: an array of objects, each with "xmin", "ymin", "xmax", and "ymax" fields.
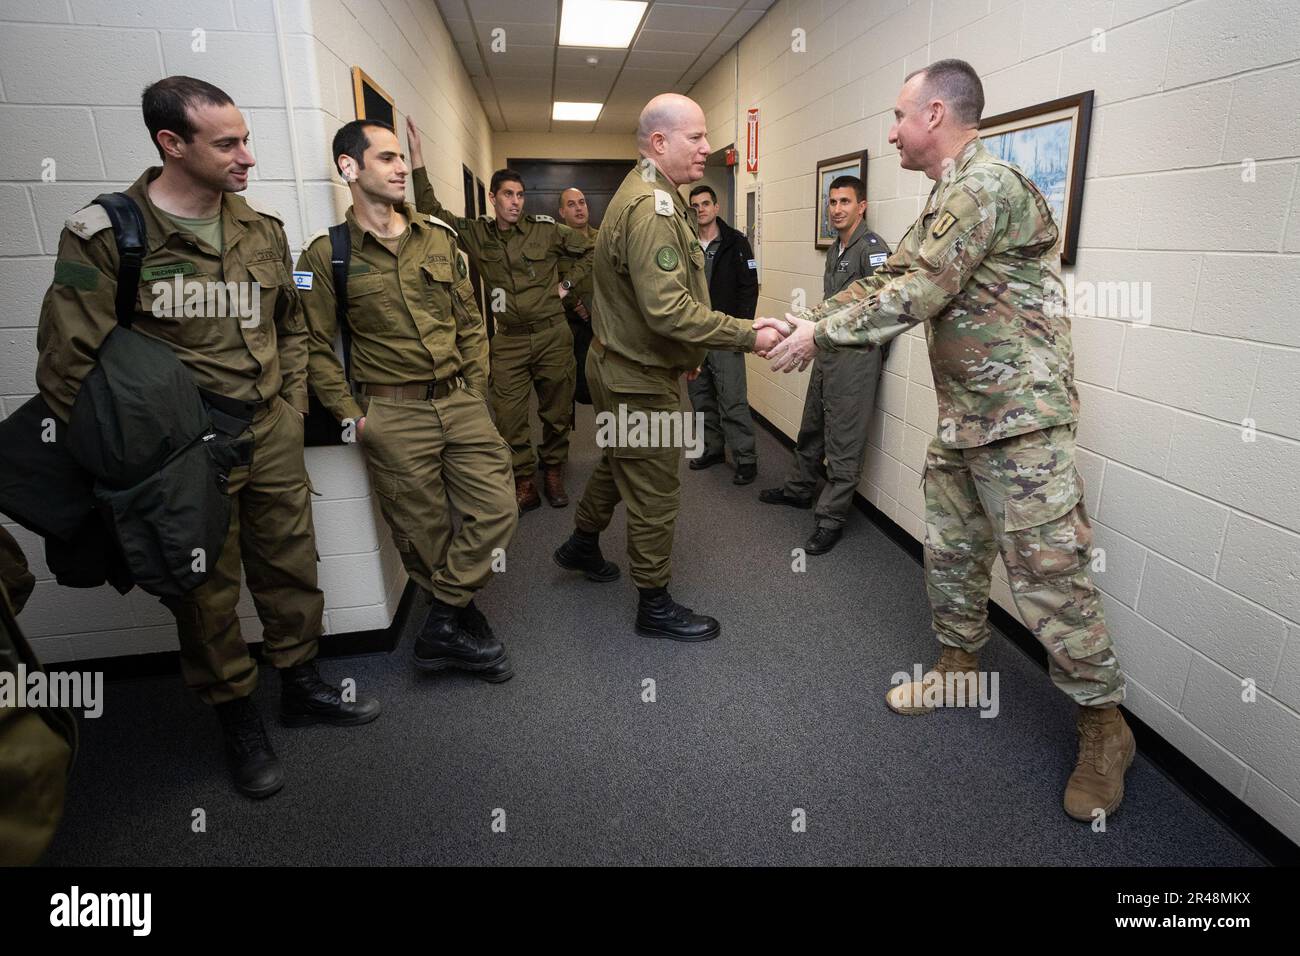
[
  {"xmin": 293, "ymin": 271, "xmax": 314, "ymax": 290},
  {"xmin": 869, "ymin": 253, "xmax": 888, "ymax": 266},
  {"xmin": 747, "ymin": 259, "xmax": 757, "ymax": 270}
]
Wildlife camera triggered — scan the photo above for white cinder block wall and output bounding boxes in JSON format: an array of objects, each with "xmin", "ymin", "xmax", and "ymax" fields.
[
  {"xmin": 695, "ymin": 0, "xmax": 1300, "ymax": 843},
  {"xmin": 0, "ymin": 0, "xmax": 495, "ymax": 659}
]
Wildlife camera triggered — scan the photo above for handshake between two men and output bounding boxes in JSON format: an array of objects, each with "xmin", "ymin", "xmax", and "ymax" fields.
[{"xmin": 751, "ymin": 314, "xmax": 820, "ymax": 373}]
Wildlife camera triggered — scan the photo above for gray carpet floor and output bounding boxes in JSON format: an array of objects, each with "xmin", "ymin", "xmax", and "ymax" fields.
[{"xmin": 44, "ymin": 400, "xmax": 1263, "ymax": 866}]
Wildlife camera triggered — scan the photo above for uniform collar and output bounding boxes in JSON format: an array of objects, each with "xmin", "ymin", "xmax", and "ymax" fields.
[
  {"xmin": 838, "ymin": 219, "xmax": 871, "ymax": 254},
  {"xmin": 127, "ymin": 166, "xmax": 257, "ymax": 254},
  {"xmin": 344, "ymin": 202, "xmax": 424, "ymax": 247}
]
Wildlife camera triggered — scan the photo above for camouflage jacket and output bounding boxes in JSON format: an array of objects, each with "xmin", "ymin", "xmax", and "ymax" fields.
[{"xmin": 807, "ymin": 138, "xmax": 1075, "ymax": 448}]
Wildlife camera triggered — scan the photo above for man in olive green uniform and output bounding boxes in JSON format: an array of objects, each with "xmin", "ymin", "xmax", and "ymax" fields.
[
  {"xmin": 35, "ymin": 77, "xmax": 378, "ymax": 800},
  {"xmin": 764, "ymin": 60, "xmax": 1132, "ymax": 821},
  {"xmin": 0, "ymin": 527, "xmax": 75, "ymax": 865},
  {"xmin": 558, "ymin": 187, "xmax": 598, "ymax": 406},
  {"xmin": 552, "ymin": 94, "xmax": 783, "ymax": 642},
  {"xmin": 299, "ymin": 120, "xmax": 517, "ymax": 682},
  {"xmin": 405, "ymin": 120, "xmax": 593, "ymax": 511}
]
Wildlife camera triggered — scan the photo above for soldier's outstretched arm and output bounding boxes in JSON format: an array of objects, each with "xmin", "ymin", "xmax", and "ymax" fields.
[
  {"xmin": 35, "ymin": 221, "xmax": 121, "ymax": 423},
  {"xmin": 812, "ymin": 180, "xmax": 1003, "ymax": 353},
  {"xmin": 410, "ymin": 166, "xmax": 484, "ymax": 263},
  {"xmin": 623, "ymin": 198, "xmax": 756, "ymax": 352},
  {"xmin": 295, "ymin": 239, "xmax": 363, "ymax": 424}
]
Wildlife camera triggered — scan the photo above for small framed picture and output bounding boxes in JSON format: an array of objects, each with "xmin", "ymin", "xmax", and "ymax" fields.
[
  {"xmin": 351, "ymin": 66, "xmax": 395, "ymax": 127},
  {"xmin": 814, "ymin": 151, "xmax": 868, "ymax": 249},
  {"xmin": 979, "ymin": 91, "xmax": 1094, "ymax": 264}
]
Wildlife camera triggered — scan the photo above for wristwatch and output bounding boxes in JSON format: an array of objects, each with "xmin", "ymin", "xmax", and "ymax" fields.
[{"xmin": 560, "ymin": 279, "xmax": 573, "ymax": 291}]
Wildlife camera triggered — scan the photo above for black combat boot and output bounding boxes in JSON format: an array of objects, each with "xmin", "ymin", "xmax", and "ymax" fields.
[
  {"xmin": 214, "ymin": 696, "xmax": 283, "ymax": 799},
  {"xmin": 279, "ymin": 660, "xmax": 382, "ymax": 727},
  {"xmin": 805, "ymin": 525, "xmax": 842, "ymax": 555},
  {"xmin": 688, "ymin": 449, "xmax": 726, "ymax": 470},
  {"xmin": 457, "ymin": 599, "xmax": 514, "ymax": 683},
  {"xmin": 553, "ymin": 528, "xmax": 620, "ymax": 582},
  {"xmin": 414, "ymin": 596, "xmax": 512, "ymax": 680},
  {"xmin": 635, "ymin": 586, "xmax": 720, "ymax": 642}
]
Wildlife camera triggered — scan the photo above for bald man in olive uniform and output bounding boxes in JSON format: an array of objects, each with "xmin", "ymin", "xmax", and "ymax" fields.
[{"xmin": 552, "ymin": 94, "xmax": 784, "ymax": 642}]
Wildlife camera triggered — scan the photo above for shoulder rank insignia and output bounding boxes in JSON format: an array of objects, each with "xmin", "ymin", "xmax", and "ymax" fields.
[
  {"xmin": 931, "ymin": 211, "xmax": 958, "ymax": 239},
  {"xmin": 653, "ymin": 189, "xmax": 674, "ymax": 217},
  {"xmin": 655, "ymin": 246, "xmax": 679, "ymax": 271},
  {"xmin": 529, "ymin": 214, "xmax": 556, "ymax": 224}
]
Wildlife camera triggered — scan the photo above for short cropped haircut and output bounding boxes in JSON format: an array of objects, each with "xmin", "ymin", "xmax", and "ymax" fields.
[
  {"xmin": 490, "ymin": 169, "xmax": 525, "ymax": 194},
  {"xmin": 332, "ymin": 119, "xmax": 394, "ymax": 175},
  {"xmin": 141, "ymin": 76, "xmax": 235, "ymax": 160},
  {"xmin": 688, "ymin": 184, "xmax": 717, "ymax": 203},
  {"xmin": 827, "ymin": 175, "xmax": 865, "ymax": 203},
  {"xmin": 905, "ymin": 58, "xmax": 984, "ymax": 127}
]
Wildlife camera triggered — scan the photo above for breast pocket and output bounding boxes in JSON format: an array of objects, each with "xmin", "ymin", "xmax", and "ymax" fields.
[
  {"xmin": 247, "ymin": 260, "xmax": 297, "ymax": 332},
  {"xmin": 346, "ymin": 271, "xmax": 392, "ymax": 333},
  {"xmin": 137, "ymin": 272, "xmax": 227, "ymax": 348},
  {"xmin": 421, "ymin": 260, "xmax": 454, "ymax": 315}
]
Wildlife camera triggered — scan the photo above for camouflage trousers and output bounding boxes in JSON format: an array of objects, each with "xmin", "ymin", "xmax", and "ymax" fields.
[{"xmin": 923, "ymin": 424, "xmax": 1125, "ymax": 707}]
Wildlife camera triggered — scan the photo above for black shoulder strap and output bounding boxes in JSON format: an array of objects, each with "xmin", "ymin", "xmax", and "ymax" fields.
[
  {"xmin": 328, "ymin": 223, "xmax": 353, "ymax": 381},
  {"xmin": 92, "ymin": 192, "xmax": 147, "ymax": 329}
]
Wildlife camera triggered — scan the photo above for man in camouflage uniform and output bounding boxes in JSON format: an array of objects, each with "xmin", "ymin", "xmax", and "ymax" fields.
[
  {"xmin": 405, "ymin": 120, "xmax": 593, "ymax": 512},
  {"xmin": 557, "ymin": 187, "xmax": 598, "ymax": 406},
  {"xmin": 552, "ymin": 94, "xmax": 784, "ymax": 642},
  {"xmin": 764, "ymin": 60, "xmax": 1132, "ymax": 822},
  {"xmin": 298, "ymin": 119, "xmax": 518, "ymax": 683},
  {"xmin": 35, "ymin": 77, "xmax": 379, "ymax": 800}
]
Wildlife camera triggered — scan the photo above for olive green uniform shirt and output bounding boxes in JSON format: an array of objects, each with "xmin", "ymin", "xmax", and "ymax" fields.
[
  {"xmin": 36, "ymin": 167, "xmax": 307, "ymax": 423},
  {"xmin": 412, "ymin": 167, "xmax": 592, "ymax": 327},
  {"xmin": 593, "ymin": 158, "xmax": 757, "ymax": 372},
  {"xmin": 296, "ymin": 204, "xmax": 488, "ymax": 424},
  {"xmin": 559, "ymin": 223, "xmax": 598, "ymax": 318}
]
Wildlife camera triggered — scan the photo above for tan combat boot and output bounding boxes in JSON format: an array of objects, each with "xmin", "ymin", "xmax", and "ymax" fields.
[
  {"xmin": 543, "ymin": 466, "xmax": 569, "ymax": 508},
  {"xmin": 885, "ymin": 645, "xmax": 981, "ymax": 715},
  {"xmin": 515, "ymin": 476, "xmax": 541, "ymax": 513},
  {"xmin": 1063, "ymin": 705, "xmax": 1136, "ymax": 822}
]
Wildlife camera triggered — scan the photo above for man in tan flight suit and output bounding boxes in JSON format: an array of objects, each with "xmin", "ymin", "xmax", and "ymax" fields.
[
  {"xmin": 405, "ymin": 120, "xmax": 593, "ymax": 512},
  {"xmin": 35, "ymin": 76, "xmax": 379, "ymax": 801},
  {"xmin": 552, "ymin": 94, "xmax": 784, "ymax": 642},
  {"xmin": 298, "ymin": 120, "xmax": 518, "ymax": 682}
]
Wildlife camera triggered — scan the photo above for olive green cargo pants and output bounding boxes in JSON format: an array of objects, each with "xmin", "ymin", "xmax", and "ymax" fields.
[
  {"xmin": 162, "ymin": 396, "xmax": 321, "ymax": 705},
  {"xmin": 489, "ymin": 318, "xmax": 575, "ymax": 479},
  {"xmin": 360, "ymin": 385, "xmax": 518, "ymax": 606}
]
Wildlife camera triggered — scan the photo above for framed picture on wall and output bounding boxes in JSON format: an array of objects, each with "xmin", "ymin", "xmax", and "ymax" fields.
[
  {"xmin": 351, "ymin": 66, "xmax": 395, "ymax": 126},
  {"xmin": 979, "ymin": 90, "xmax": 1093, "ymax": 265},
  {"xmin": 814, "ymin": 151, "xmax": 868, "ymax": 249}
]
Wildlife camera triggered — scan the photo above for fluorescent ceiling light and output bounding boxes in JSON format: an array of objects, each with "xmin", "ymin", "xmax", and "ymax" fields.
[
  {"xmin": 553, "ymin": 101, "xmax": 603, "ymax": 121},
  {"xmin": 559, "ymin": 0, "xmax": 647, "ymax": 48}
]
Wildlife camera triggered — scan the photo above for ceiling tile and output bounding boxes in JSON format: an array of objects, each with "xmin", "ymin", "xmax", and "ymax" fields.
[
  {"xmin": 444, "ymin": 17, "xmax": 477, "ymax": 43},
  {"xmin": 474, "ymin": 20, "xmax": 557, "ymax": 47},
  {"xmin": 466, "ymin": 0, "xmax": 558, "ymax": 25},
  {"xmin": 622, "ymin": 49, "xmax": 696, "ymax": 72},
  {"xmin": 480, "ymin": 42, "xmax": 555, "ymax": 67},
  {"xmin": 720, "ymin": 7, "xmax": 763, "ymax": 38},
  {"xmin": 634, "ymin": 29, "xmax": 711, "ymax": 56},
  {"xmin": 642, "ymin": 4, "xmax": 737, "ymax": 34}
]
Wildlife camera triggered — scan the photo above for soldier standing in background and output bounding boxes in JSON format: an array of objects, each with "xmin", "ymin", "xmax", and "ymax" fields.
[
  {"xmin": 759, "ymin": 175, "xmax": 891, "ymax": 555},
  {"xmin": 552, "ymin": 93, "xmax": 784, "ymax": 643},
  {"xmin": 405, "ymin": 119, "xmax": 593, "ymax": 512},
  {"xmin": 763, "ymin": 60, "xmax": 1133, "ymax": 822},
  {"xmin": 35, "ymin": 77, "xmax": 379, "ymax": 801},
  {"xmin": 557, "ymin": 187, "xmax": 598, "ymax": 406},
  {"xmin": 685, "ymin": 184, "xmax": 760, "ymax": 486},
  {"xmin": 298, "ymin": 120, "xmax": 518, "ymax": 683}
]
